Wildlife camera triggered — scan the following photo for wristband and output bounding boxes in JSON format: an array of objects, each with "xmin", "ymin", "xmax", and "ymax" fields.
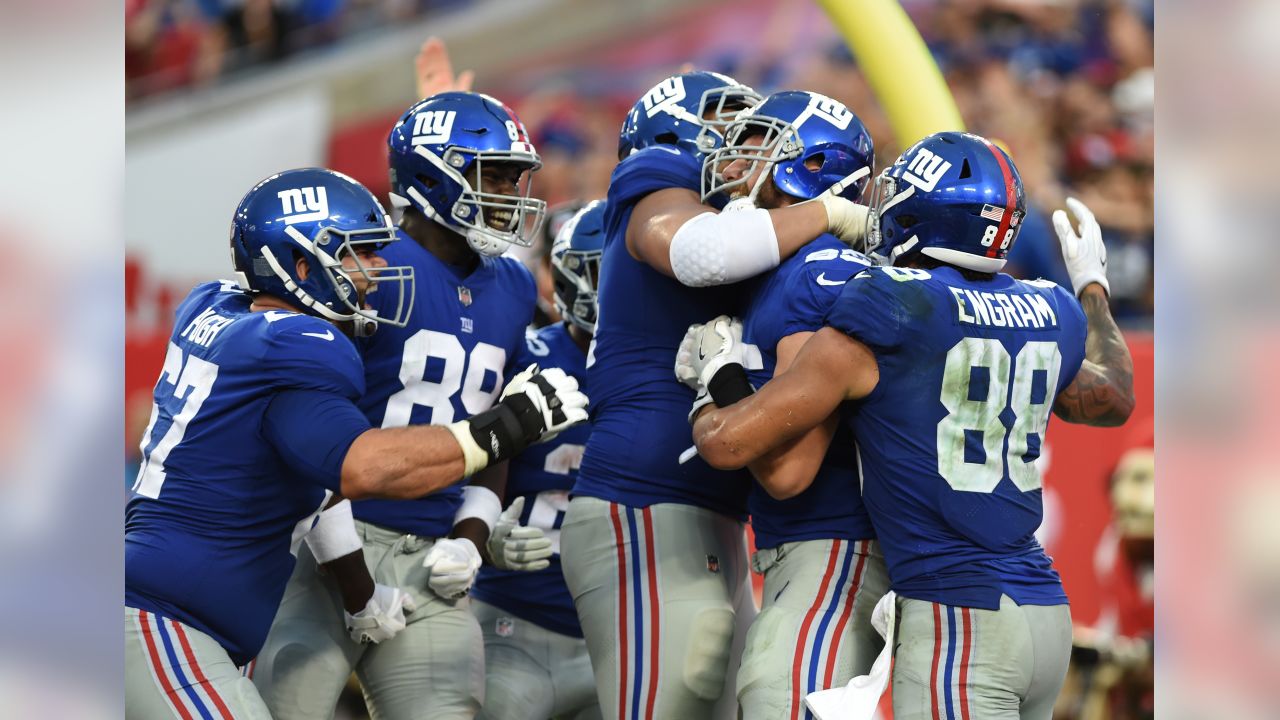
[
  {"xmin": 444, "ymin": 400, "xmax": 536, "ymax": 477},
  {"xmin": 707, "ymin": 363, "xmax": 754, "ymax": 407},
  {"xmin": 453, "ymin": 485, "xmax": 502, "ymax": 533},
  {"xmin": 304, "ymin": 499, "xmax": 362, "ymax": 563}
]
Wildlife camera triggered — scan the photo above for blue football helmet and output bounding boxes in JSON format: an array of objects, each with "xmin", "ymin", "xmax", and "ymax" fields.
[
  {"xmin": 230, "ymin": 168, "xmax": 414, "ymax": 335},
  {"xmin": 701, "ymin": 90, "xmax": 874, "ymax": 205},
  {"xmin": 862, "ymin": 131, "xmax": 1026, "ymax": 272},
  {"xmin": 617, "ymin": 71, "xmax": 761, "ymax": 159},
  {"xmin": 388, "ymin": 91, "xmax": 547, "ymax": 257},
  {"xmin": 550, "ymin": 199, "xmax": 606, "ymax": 334}
]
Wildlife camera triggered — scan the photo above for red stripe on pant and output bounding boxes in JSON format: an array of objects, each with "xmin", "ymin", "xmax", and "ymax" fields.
[
  {"xmin": 929, "ymin": 603, "xmax": 942, "ymax": 720},
  {"xmin": 641, "ymin": 507, "xmax": 661, "ymax": 717},
  {"xmin": 610, "ymin": 503, "xmax": 631, "ymax": 720},
  {"xmin": 822, "ymin": 541, "xmax": 869, "ymax": 688},
  {"xmin": 138, "ymin": 611, "xmax": 196, "ymax": 720},
  {"xmin": 171, "ymin": 620, "xmax": 235, "ymax": 720},
  {"xmin": 958, "ymin": 608, "xmax": 973, "ymax": 720},
  {"xmin": 790, "ymin": 540, "xmax": 843, "ymax": 720}
]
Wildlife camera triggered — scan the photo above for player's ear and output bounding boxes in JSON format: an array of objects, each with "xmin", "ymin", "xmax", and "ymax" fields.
[{"xmin": 295, "ymin": 254, "xmax": 310, "ymax": 282}]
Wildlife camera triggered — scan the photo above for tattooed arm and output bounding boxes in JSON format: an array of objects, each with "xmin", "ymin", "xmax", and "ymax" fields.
[{"xmin": 1054, "ymin": 284, "xmax": 1135, "ymax": 426}]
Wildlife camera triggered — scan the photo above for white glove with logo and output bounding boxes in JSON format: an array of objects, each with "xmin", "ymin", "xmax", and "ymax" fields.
[
  {"xmin": 500, "ymin": 365, "xmax": 590, "ymax": 443},
  {"xmin": 344, "ymin": 583, "xmax": 417, "ymax": 644},
  {"xmin": 675, "ymin": 316, "xmax": 747, "ymax": 392},
  {"xmin": 811, "ymin": 169, "xmax": 871, "ymax": 244},
  {"xmin": 1052, "ymin": 197, "xmax": 1110, "ymax": 297},
  {"xmin": 421, "ymin": 537, "xmax": 483, "ymax": 599},
  {"xmin": 486, "ymin": 496, "xmax": 554, "ymax": 572}
]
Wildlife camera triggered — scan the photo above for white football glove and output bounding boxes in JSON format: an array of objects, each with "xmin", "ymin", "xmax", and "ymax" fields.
[
  {"xmin": 811, "ymin": 169, "xmax": 871, "ymax": 245},
  {"xmin": 500, "ymin": 364, "xmax": 590, "ymax": 443},
  {"xmin": 674, "ymin": 323, "xmax": 705, "ymax": 390},
  {"xmin": 486, "ymin": 496, "xmax": 554, "ymax": 572},
  {"xmin": 344, "ymin": 583, "xmax": 416, "ymax": 644},
  {"xmin": 1052, "ymin": 197, "xmax": 1110, "ymax": 297},
  {"xmin": 421, "ymin": 537, "xmax": 482, "ymax": 599},
  {"xmin": 676, "ymin": 316, "xmax": 747, "ymax": 392}
]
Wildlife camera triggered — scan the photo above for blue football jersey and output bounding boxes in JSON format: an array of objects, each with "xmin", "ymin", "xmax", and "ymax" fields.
[
  {"xmin": 576, "ymin": 146, "xmax": 752, "ymax": 519},
  {"xmin": 125, "ymin": 281, "xmax": 365, "ymax": 665},
  {"xmin": 471, "ymin": 323, "xmax": 589, "ymax": 638},
  {"xmin": 826, "ymin": 265, "xmax": 1087, "ymax": 609},
  {"xmin": 352, "ymin": 229, "xmax": 536, "ymax": 537},
  {"xmin": 741, "ymin": 235, "xmax": 876, "ymax": 550}
]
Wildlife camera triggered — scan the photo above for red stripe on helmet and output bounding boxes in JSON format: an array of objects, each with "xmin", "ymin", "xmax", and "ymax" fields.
[{"xmin": 980, "ymin": 138, "xmax": 1017, "ymax": 258}]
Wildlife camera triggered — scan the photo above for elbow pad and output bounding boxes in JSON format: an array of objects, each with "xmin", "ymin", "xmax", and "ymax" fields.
[{"xmin": 668, "ymin": 209, "xmax": 780, "ymax": 287}]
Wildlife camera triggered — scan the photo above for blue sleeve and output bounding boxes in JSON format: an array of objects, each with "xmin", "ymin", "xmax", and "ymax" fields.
[
  {"xmin": 1054, "ymin": 285, "xmax": 1089, "ymax": 392},
  {"xmin": 263, "ymin": 390, "xmax": 372, "ymax": 492},
  {"xmin": 602, "ymin": 147, "xmax": 702, "ymax": 241},
  {"xmin": 825, "ymin": 269, "xmax": 905, "ymax": 351},
  {"xmin": 264, "ymin": 317, "xmax": 366, "ymax": 399},
  {"xmin": 779, "ymin": 260, "xmax": 862, "ymax": 339}
]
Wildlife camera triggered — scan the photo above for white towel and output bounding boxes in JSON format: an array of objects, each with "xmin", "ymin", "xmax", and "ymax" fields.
[{"xmin": 803, "ymin": 590, "xmax": 897, "ymax": 720}]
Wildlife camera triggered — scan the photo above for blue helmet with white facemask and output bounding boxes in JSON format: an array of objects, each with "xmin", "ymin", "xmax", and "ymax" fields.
[
  {"xmin": 550, "ymin": 199, "xmax": 607, "ymax": 333},
  {"xmin": 388, "ymin": 91, "xmax": 547, "ymax": 257},
  {"xmin": 617, "ymin": 71, "xmax": 761, "ymax": 159},
  {"xmin": 701, "ymin": 90, "xmax": 874, "ymax": 205},
  {"xmin": 230, "ymin": 168, "xmax": 414, "ymax": 336},
  {"xmin": 862, "ymin": 131, "xmax": 1026, "ymax": 272}
]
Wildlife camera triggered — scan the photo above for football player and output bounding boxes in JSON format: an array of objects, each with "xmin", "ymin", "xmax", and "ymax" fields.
[
  {"xmin": 678, "ymin": 90, "xmax": 891, "ymax": 720},
  {"xmin": 470, "ymin": 200, "xmax": 607, "ymax": 720},
  {"xmin": 560, "ymin": 71, "xmax": 873, "ymax": 718},
  {"xmin": 253, "ymin": 93, "xmax": 552, "ymax": 720},
  {"xmin": 684, "ymin": 132, "xmax": 1135, "ymax": 720},
  {"xmin": 125, "ymin": 168, "xmax": 586, "ymax": 719}
]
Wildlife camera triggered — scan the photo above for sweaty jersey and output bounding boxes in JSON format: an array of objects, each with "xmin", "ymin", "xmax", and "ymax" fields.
[
  {"xmin": 576, "ymin": 146, "xmax": 752, "ymax": 519},
  {"xmin": 741, "ymin": 235, "xmax": 876, "ymax": 550},
  {"xmin": 826, "ymin": 266, "xmax": 1087, "ymax": 609},
  {"xmin": 471, "ymin": 323, "xmax": 588, "ymax": 638},
  {"xmin": 352, "ymin": 229, "xmax": 536, "ymax": 537},
  {"xmin": 126, "ymin": 281, "xmax": 366, "ymax": 665}
]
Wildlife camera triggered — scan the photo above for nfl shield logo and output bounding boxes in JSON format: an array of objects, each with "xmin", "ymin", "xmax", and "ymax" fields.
[
  {"xmin": 457, "ymin": 286, "xmax": 472, "ymax": 306},
  {"xmin": 706, "ymin": 554, "xmax": 720, "ymax": 574},
  {"xmin": 495, "ymin": 617, "xmax": 515, "ymax": 637}
]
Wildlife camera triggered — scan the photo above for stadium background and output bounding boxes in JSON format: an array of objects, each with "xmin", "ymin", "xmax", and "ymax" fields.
[{"xmin": 125, "ymin": 0, "xmax": 1155, "ymax": 717}]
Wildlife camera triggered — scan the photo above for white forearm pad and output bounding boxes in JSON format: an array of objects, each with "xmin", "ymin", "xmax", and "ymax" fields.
[
  {"xmin": 305, "ymin": 499, "xmax": 362, "ymax": 564},
  {"xmin": 668, "ymin": 209, "xmax": 780, "ymax": 287},
  {"xmin": 444, "ymin": 421, "xmax": 490, "ymax": 477},
  {"xmin": 453, "ymin": 485, "xmax": 502, "ymax": 533}
]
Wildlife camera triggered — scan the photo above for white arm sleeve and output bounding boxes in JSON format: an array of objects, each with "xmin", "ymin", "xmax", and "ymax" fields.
[{"xmin": 668, "ymin": 208, "xmax": 781, "ymax": 287}]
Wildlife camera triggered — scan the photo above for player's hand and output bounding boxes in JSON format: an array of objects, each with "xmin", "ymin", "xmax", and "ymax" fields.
[
  {"xmin": 415, "ymin": 36, "xmax": 474, "ymax": 100},
  {"xmin": 684, "ymin": 316, "xmax": 747, "ymax": 390},
  {"xmin": 344, "ymin": 583, "xmax": 417, "ymax": 644},
  {"xmin": 812, "ymin": 169, "xmax": 871, "ymax": 244},
  {"xmin": 674, "ymin": 323, "xmax": 705, "ymax": 390},
  {"xmin": 1052, "ymin": 197, "xmax": 1110, "ymax": 298},
  {"xmin": 499, "ymin": 364, "xmax": 589, "ymax": 444},
  {"xmin": 421, "ymin": 537, "xmax": 482, "ymax": 599},
  {"xmin": 485, "ymin": 496, "xmax": 554, "ymax": 572}
]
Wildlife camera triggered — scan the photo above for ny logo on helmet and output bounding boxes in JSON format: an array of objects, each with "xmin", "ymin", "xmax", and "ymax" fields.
[
  {"xmin": 794, "ymin": 93, "xmax": 853, "ymax": 130},
  {"xmin": 277, "ymin": 187, "xmax": 329, "ymax": 225},
  {"xmin": 412, "ymin": 110, "xmax": 457, "ymax": 145},
  {"xmin": 642, "ymin": 77, "xmax": 688, "ymax": 119},
  {"xmin": 902, "ymin": 148, "xmax": 953, "ymax": 193}
]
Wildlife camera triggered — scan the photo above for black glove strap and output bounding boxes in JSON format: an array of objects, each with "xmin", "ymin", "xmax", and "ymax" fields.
[
  {"xmin": 463, "ymin": 401, "xmax": 532, "ymax": 465},
  {"xmin": 708, "ymin": 363, "xmax": 754, "ymax": 407}
]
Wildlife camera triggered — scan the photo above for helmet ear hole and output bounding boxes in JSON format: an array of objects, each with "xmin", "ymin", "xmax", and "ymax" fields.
[
  {"xmin": 958, "ymin": 159, "xmax": 972, "ymax": 179},
  {"xmin": 415, "ymin": 173, "xmax": 439, "ymax": 190},
  {"xmin": 654, "ymin": 132, "xmax": 680, "ymax": 146}
]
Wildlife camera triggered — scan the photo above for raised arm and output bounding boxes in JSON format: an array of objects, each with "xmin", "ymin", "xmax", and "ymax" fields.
[
  {"xmin": 692, "ymin": 326, "xmax": 878, "ymax": 470},
  {"xmin": 1053, "ymin": 284, "xmax": 1135, "ymax": 426},
  {"xmin": 1049, "ymin": 198, "xmax": 1136, "ymax": 427}
]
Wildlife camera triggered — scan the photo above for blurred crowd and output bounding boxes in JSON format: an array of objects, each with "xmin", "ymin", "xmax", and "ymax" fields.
[{"xmin": 125, "ymin": 0, "xmax": 471, "ymax": 98}]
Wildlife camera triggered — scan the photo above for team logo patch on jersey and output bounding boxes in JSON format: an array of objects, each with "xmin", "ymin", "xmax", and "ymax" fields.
[
  {"xmin": 457, "ymin": 286, "xmax": 472, "ymax": 306},
  {"xmin": 706, "ymin": 554, "xmax": 720, "ymax": 574},
  {"xmin": 495, "ymin": 617, "xmax": 515, "ymax": 638}
]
